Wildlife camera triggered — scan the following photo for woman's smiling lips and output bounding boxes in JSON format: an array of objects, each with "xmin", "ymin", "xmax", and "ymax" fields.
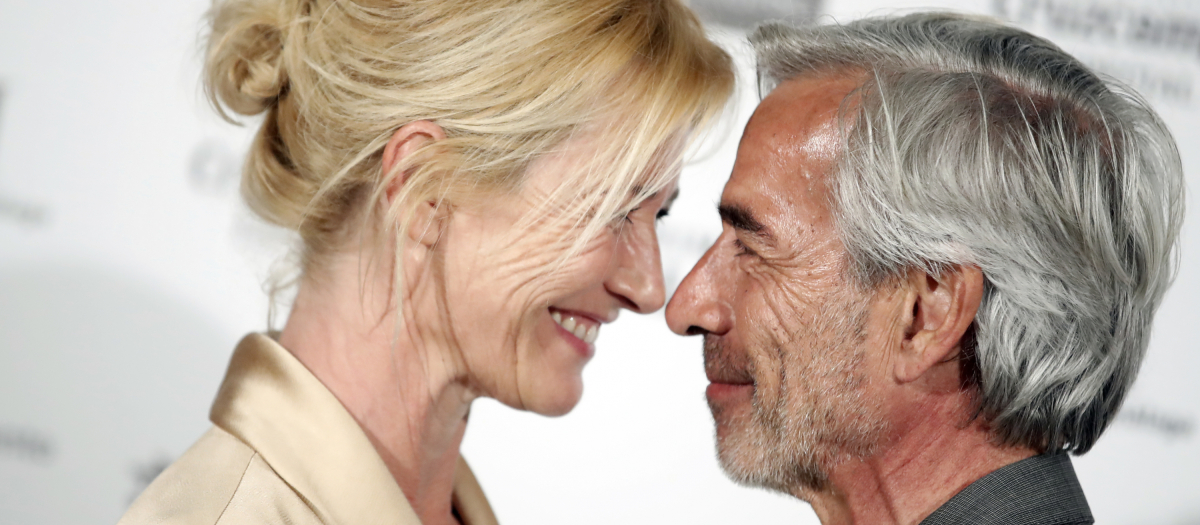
[{"xmin": 549, "ymin": 307, "xmax": 613, "ymax": 357}]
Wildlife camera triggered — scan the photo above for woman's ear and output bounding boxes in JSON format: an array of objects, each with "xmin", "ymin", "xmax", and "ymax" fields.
[
  {"xmin": 894, "ymin": 265, "xmax": 984, "ymax": 384},
  {"xmin": 382, "ymin": 120, "xmax": 447, "ymax": 200},
  {"xmin": 381, "ymin": 120, "xmax": 447, "ymax": 248}
]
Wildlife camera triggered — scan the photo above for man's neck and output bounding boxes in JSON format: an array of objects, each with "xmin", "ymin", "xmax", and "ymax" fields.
[{"xmin": 797, "ymin": 395, "xmax": 1036, "ymax": 525}]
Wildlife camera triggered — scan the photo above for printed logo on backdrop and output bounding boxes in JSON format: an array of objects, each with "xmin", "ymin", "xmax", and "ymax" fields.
[
  {"xmin": 1116, "ymin": 405, "xmax": 1196, "ymax": 440},
  {"xmin": 993, "ymin": 0, "xmax": 1199, "ymax": 105},
  {"xmin": 691, "ymin": 0, "xmax": 824, "ymax": 29},
  {"xmin": 0, "ymin": 424, "xmax": 56, "ymax": 464},
  {"xmin": 188, "ymin": 137, "xmax": 242, "ymax": 195},
  {"xmin": 0, "ymin": 81, "xmax": 51, "ymax": 228}
]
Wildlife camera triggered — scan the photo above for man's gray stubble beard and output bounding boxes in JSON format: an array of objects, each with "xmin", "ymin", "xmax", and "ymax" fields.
[{"xmin": 708, "ymin": 289, "xmax": 888, "ymax": 495}]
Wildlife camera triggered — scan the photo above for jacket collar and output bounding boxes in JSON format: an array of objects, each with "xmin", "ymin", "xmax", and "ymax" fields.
[
  {"xmin": 920, "ymin": 452, "xmax": 1092, "ymax": 525},
  {"xmin": 210, "ymin": 333, "xmax": 497, "ymax": 525}
]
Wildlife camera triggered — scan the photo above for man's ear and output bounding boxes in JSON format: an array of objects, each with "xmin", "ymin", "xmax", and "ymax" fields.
[
  {"xmin": 381, "ymin": 120, "xmax": 447, "ymax": 248},
  {"xmin": 894, "ymin": 265, "xmax": 983, "ymax": 383}
]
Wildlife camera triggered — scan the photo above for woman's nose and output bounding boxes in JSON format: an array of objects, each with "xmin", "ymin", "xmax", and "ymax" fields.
[{"xmin": 605, "ymin": 222, "xmax": 666, "ymax": 313}]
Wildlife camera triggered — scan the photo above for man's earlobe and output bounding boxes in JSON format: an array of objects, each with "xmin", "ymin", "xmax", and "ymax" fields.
[{"xmin": 895, "ymin": 265, "xmax": 984, "ymax": 384}]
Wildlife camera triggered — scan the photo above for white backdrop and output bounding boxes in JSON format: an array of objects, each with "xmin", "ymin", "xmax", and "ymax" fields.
[{"xmin": 0, "ymin": 1, "xmax": 1197, "ymax": 524}]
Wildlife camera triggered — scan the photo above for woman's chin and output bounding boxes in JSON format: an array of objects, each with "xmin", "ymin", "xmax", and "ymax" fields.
[{"xmin": 520, "ymin": 378, "xmax": 584, "ymax": 417}]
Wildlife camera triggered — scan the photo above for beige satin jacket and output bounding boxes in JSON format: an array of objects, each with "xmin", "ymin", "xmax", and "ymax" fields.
[{"xmin": 119, "ymin": 333, "xmax": 498, "ymax": 525}]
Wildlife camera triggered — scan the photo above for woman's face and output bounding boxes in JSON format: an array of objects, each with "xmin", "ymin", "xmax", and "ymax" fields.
[{"xmin": 431, "ymin": 138, "xmax": 678, "ymax": 416}]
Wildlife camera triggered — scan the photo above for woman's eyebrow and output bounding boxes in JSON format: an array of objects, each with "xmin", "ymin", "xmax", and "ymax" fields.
[
  {"xmin": 663, "ymin": 186, "xmax": 681, "ymax": 208},
  {"xmin": 629, "ymin": 184, "xmax": 679, "ymax": 204}
]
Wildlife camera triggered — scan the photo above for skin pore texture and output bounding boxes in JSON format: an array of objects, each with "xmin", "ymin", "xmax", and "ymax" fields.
[
  {"xmin": 280, "ymin": 121, "xmax": 675, "ymax": 525},
  {"xmin": 665, "ymin": 75, "xmax": 1036, "ymax": 525}
]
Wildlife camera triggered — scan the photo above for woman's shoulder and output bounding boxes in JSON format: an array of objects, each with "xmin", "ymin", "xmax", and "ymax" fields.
[{"xmin": 118, "ymin": 426, "xmax": 323, "ymax": 525}]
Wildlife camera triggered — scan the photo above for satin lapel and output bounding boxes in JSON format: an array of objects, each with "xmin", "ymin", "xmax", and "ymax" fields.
[
  {"xmin": 453, "ymin": 457, "xmax": 499, "ymax": 525},
  {"xmin": 210, "ymin": 334, "xmax": 421, "ymax": 525}
]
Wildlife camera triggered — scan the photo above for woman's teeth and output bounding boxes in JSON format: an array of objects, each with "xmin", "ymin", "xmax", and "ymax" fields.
[{"xmin": 551, "ymin": 311, "xmax": 599, "ymax": 344}]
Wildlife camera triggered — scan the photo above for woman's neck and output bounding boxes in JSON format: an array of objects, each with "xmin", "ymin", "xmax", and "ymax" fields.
[{"xmin": 278, "ymin": 259, "xmax": 474, "ymax": 525}]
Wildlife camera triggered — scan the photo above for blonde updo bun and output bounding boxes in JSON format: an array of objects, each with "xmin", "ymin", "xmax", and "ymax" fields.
[
  {"xmin": 202, "ymin": 0, "xmax": 734, "ymax": 274},
  {"xmin": 206, "ymin": 1, "xmax": 292, "ymax": 116}
]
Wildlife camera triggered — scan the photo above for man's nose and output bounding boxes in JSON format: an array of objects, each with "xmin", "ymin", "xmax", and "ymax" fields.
[
  {"xmin": 605, "ymin": 223, "xmax": 666, "ymax": 313},
  {"xmin": 666, "ymin": 238, "xmax": 732, "ymax": 336}
]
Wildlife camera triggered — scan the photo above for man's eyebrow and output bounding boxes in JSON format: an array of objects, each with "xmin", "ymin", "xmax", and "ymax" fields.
[{"xmin": 718, "ymin": 203, "xmax": 774, "ymax": 243}]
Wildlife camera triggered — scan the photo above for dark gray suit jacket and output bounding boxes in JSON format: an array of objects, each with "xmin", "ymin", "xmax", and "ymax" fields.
[{"xmin": 920, "ymin": 453, "xmax": 1094, "ymax": 525}]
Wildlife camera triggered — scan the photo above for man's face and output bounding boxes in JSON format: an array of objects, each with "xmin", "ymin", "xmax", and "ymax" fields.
[{"xmin": 665, "ymin": 75, "xmax": 890, "ymax": 491}]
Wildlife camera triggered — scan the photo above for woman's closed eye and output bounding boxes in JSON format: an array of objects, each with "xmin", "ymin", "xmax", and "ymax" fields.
[
  {"xmin": 619, "ymin": 205, "xmax": 670, "ymax": 225},
  {"xmin": 623, "ymin": 206, "xmax": 642, "ymax": 224}
]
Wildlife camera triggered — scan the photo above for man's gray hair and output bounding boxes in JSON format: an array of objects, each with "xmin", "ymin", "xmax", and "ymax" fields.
[{"xmin": 751, "ymin": 12, "xmax": 1184, "ymax": 454}]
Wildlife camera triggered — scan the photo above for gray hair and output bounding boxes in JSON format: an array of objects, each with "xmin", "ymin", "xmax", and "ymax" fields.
[{"xmin": 751, "ymin": 12, "xmax": 1185, "ymax": 454}]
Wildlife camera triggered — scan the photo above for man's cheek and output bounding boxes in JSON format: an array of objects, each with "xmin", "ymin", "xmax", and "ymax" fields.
[
  {"xmin": 739, "ymin": 300, "xmax": 787, "ymax": 410},
  {"xmin": 757, "ymin": 277, "xmax": 819, "ymax": 344}
]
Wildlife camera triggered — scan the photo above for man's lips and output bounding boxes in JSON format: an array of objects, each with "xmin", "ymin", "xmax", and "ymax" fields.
[
  {"xmin": 705, "ymin": 373, "xmax": 753, "ymax": 386},
  {"xmin": 704, "ymin": 361, "xmax": 753, "ymax": 386},
  {"xmin": 705, "ymin": 368, "xmax": 753, "ymax": 404},
  {"xmin": 706, "ymin": 381, "xmax": 753, "ymax": 401}
]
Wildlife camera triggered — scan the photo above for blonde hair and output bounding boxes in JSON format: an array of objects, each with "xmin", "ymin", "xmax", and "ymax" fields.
[{"xmin": 204, "ymin": 0, "xmax": 733, "ymax": 293}]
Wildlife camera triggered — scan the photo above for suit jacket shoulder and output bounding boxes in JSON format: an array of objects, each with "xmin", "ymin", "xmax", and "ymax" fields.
[{"xmin": 921, "ymin": 453, "xmax": 1093, "ymax": 525}]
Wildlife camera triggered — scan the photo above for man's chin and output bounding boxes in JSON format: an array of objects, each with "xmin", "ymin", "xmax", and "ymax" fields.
[
  {"xmin": 712, "ymin": 419, "xmax": 831, "ymax": 494},
  {"xmin": 716, "ymin": 443, "xmax": 829, "ymax": 494},
  {"xmin": 708, "ymin": 398, "xmax": 756, "ymax": 453}
]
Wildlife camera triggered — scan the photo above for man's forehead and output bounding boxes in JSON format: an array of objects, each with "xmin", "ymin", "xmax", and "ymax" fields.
[
  {"xmin": 723, "ymin": 74, "xmax": 863, "ymax": 227},
  {"xmin": 752, "ymin": 74, "xmax": 861, "ymax": 172}
]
